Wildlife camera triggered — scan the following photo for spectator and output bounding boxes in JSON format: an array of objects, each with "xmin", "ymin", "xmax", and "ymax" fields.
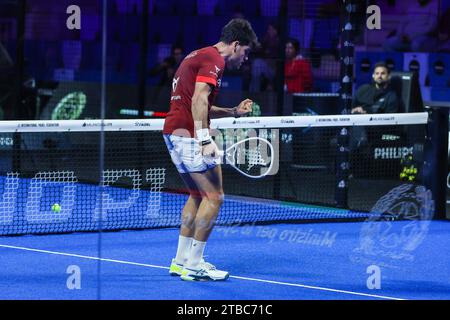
[
  {"xmin": 350, "ymin": 62, "xmax": 402, "ymax": 150},
  {"xmin": 383, "ymin": 0, "xmax": 438, "ymax": 52},
  {"xmin": 149, "ymin": 44, "xmax": 184, "ymax": 87},
  {"xmin": 351, "ymin": 62, "xmax": 401, "ymax": 114},
  {"xmin": 249, "ymin": 22, "xmax": 280, "ymax": 91},
  {"xmin": 284, "ymin": 38, "xmax": 313, "ymax": 93}
]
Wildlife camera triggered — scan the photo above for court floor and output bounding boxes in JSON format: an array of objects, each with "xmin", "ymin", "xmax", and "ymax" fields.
[{"xmin": 0, "ymin": 219, "xmax": 449, "ymax": 300}]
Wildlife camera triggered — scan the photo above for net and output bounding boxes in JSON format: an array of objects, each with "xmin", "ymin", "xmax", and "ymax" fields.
[{"xmin": 0, "ymin": 112, "xmax": 428, "ymax": 236}]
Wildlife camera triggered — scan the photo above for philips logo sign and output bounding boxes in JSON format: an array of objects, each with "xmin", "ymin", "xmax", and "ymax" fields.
[{"xmin": 374, "ymin": 147, "xmax": 413, "ymax": 160}]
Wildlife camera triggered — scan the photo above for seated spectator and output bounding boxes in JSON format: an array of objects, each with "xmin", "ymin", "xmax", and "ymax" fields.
[
  {"xmin": 284, "ymin": 38, "xmax": 313, "ymax": 93},
  {"xmin": 350, "ymin": 62, "xmax": 402, "ymax": 151},
  {"xmin": 383, "ymin": 0, "xmax": 438, "ymax": 52},
  {"xmin": 149, "ymin": 44, "xmax": 184, "ymax": 87},
  {"xmin": 250, "ymin": 22, "xmax": 280, "ymax": 91},
  {"xmin": 351, "ymin": 62, "xmax": 402, "ymax": 114}
]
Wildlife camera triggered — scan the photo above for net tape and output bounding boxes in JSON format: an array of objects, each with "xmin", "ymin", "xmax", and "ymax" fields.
[{"xmin": 0, "ymin": 112, "xmax": 428, "ymax": 133}]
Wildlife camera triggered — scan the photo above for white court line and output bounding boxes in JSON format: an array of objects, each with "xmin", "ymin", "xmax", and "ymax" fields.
[
  {"xmin": 230, "ymin": 275, "xmax": 405, "ymax": 300},
  {"xmin": 0, "ymin": 244, "xmax": 405, "ymax": 301},
  {"xmin": 0, "ymin": 244, "xmax": 168, "ymax": 270}
]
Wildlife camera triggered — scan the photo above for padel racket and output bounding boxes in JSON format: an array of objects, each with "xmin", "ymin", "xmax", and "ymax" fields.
[{"xmin": 217, "ymin": 137, "xmax": 275, "ymax": 179}]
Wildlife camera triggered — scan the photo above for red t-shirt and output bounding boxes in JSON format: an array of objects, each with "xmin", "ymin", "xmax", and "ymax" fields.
[
  {"xmin": 284, "ymin": 56, "xmax": 313, "ymax": 93},
  {"xmin": 163, "ymin": 46, "xmax": 225, "ymax": 137}
]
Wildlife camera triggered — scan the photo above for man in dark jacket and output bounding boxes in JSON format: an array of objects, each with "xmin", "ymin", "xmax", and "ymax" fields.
[
  {"xmin": 349, "ymin": 62, "xmax": 402, "ymax": 151},
  {"xmin": 352, "ymin": 62, "xmax": 402, "ymax": 114}
]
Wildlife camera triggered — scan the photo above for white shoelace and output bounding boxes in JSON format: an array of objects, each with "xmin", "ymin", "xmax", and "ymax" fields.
[{"xmin": 199, "ymin": 257, "xmax": 216, "ymax": 270}]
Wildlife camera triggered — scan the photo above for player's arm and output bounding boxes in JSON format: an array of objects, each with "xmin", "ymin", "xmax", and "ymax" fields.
[
  {"xmin": 191, "ymin": 82, "xmax": 219, "ymax": 157},
  {"xmin": 209, "ymin": 106, "xmax": 235, "ymax": 118},
  {"xmin": 192, "ymin": 82, "xmax": 212, "ymax": 132},
  {"xmin": 210, "ymin": 99, "xmax": 254, "ymax": 119}
]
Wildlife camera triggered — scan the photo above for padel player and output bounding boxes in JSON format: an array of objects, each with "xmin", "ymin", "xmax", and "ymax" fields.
[{"xmin": 163, "ymin": 19, "xmax": 259, "ymax": 281}]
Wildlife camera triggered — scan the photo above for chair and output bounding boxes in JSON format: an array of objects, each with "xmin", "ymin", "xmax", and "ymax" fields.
[{"xmin": 389, "ymin": 71, "xmax": 424, "ymax": 113}]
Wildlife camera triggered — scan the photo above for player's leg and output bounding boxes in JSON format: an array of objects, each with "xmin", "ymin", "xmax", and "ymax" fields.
[
  {"xmin": 189, "ymin": 165, "xmax": 224, "ymax": 242},
  {"xmin": 180, "ymin": 195, "xmax": 202, "ymax": 235},
  {"xmin": 169, "ymin": 174, "xmax": 202, "ymax": 275},
  {"xmin": 164, "ymin": 133, "xmax": 202, "ymax": 275},
  {"xmin": 169, "ymin": 168, "xmax": 224, "ymax": 278},
  {"xmin": 180, "ymin": 165, "xmax": 229, "ymax": 281}
]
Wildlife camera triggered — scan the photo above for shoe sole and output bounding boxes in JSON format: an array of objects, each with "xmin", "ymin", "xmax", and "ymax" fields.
[
  {"xmin": 180, "ymin": 273, "xmax": 229, "ymax": 282},
  {"xmin": 169, "ymin": 267, "xmax": 183, "ymax": 276}
]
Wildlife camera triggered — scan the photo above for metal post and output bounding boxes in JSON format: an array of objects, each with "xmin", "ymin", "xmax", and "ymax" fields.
[
  {"xmin": 423, "ymin": 106, "xmax": 448, "ymax": 220},
  {"xmin": 334, "ymin": 0, "xmax": 357, "ymax": 208}
]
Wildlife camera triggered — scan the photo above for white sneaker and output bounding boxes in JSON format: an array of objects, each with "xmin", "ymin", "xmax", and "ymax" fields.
[
  {"xmin": 169, "ymin": 258, "xmax": 183, "ymax": 276},
  {"xmin": 180, "ymin": 261, "xmax": 229, "ymax": 281},
  {"xmin": 169, "ymin": 257, "xmax": 222, "ymax": 276},
  {"xmin": 168, "ymin": 258, "xmax": 208, "ymax": 276}
]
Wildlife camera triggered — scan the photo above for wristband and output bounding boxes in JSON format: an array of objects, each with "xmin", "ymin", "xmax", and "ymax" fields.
[
  {"xmin": 201, "ymin": 140, "xmax": 212, "ymax": 146},
  {"xmin": 196, "ymin": 128, "xmax": 211, "ymax": 143}
]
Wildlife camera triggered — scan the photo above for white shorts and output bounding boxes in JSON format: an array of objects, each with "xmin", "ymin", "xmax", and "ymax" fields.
[{"xmin": 163, "ymin": 134, "xmax": 220, "ymax": 174}]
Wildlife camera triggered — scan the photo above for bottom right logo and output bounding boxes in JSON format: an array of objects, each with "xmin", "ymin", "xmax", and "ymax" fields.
[{"xmin": 350, "ymin": 184, "xmax": 434, "ymax": 268}]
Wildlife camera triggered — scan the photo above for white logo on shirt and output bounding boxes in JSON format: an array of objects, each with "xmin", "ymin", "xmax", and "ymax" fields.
[
  {"xmin": 210, "ymin": 65, "xmax": 221, "ymax": 78},
  {"xmin": 172, "ymin": 76, "xmax": 179, "ymax": 92}
]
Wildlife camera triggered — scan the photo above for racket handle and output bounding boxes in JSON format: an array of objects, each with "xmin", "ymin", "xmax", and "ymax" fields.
[{"xmin": 204, "ymin": 149, "xmax": 224, "ymax": 165}]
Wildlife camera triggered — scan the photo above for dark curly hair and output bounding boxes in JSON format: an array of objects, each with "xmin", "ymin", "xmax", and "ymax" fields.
[{"xmin": 219, "ymin": 18, "xmax": 259, "ymax": 49}]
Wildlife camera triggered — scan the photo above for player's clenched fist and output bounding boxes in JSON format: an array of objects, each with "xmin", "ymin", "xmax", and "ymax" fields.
[{"xmin": 235, "ymin": 99, "xmax": 253, "ymax": 116}]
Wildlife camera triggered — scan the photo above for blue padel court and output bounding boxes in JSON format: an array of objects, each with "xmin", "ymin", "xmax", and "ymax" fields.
[{"xmin": 1, "ymin": 218, "xmax": 449, "ymax": 300}]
